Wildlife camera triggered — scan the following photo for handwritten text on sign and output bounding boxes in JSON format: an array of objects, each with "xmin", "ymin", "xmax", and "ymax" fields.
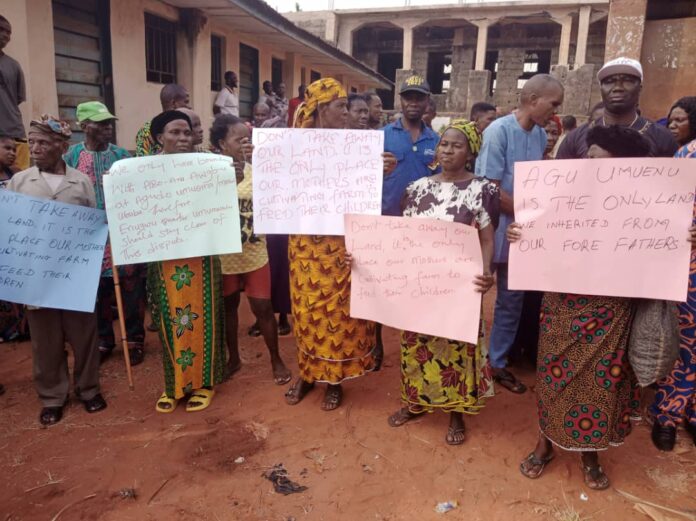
[
  {"xmin": 104, "ymin": 153, "xmax": 242, "ymax": 265},
  {"xmin": 252, "ymin": 129, "xmax": 384, "ymax": 235},
  {"xmin": 509, "ymin": 158, "xmax": 694, "ymax": 301},
  {"xmin": 346, "ymin": 214, "xmax": 483, "ymax": 344},
  {"xmin": 0, "ymin": 191, "xmax": 108, "ymax": 312}
]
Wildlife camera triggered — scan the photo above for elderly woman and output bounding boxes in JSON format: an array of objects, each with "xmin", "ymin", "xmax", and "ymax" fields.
[
  {"xmin": 387, "ymin": 120, "xmax": 497, "ymax": 445},
  {"xmin": 514, "ymin": 126, "xmax": 652, "ymax": 490},
  {"xmin": 148, "ymin": 111, "xmax": 226, "ymax": 413},
  {"xmin": 651, "ymin": 105, "xmax": 696, "ymax": 450},
  {"xmin": 284, "ymin": 78, "xmax": 387, "ymax": 411},
  {"xmin": 543, "ymin": 115, "xmax": 562, "ymax": 159}
]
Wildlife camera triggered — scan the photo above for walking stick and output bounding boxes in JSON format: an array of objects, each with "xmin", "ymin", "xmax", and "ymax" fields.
[{"xmin": 111, "ymin": 259, "xmax": 134, "ymax": 390}]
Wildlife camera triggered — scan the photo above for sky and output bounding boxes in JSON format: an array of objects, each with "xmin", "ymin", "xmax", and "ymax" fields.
[{"xmin": 266, "ymin": 0, "xmax": 519, "ymax": 13}]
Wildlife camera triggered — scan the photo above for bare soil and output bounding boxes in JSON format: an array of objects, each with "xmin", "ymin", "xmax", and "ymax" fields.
[{"xmin": 1, "ymin": 293, "xmax": 694, "ymax": 521}]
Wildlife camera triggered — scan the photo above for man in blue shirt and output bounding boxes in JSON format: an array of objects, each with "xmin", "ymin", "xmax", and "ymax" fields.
[
  {"xmin": 382, "ymin": 75, "xmax": 440, "ymax": 216},
  {"xmin": 476, "ymin": 73, "xmax": 564, "ymax": 393}
]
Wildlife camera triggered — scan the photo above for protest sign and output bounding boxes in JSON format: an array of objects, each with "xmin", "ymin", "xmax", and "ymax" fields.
[
  {"xmin": 0, "ymin": 191, "xmax": 108, "ymax": 312},
  {"xmin": 252, "ymin": 128, "xmax": 383, "ymax": 235},
  {"xmin": 346, "ymin": 214, "xmax": 483, "ymax": 344},
  {"xmin": 509, "ymin": 158, "xmax": 694, "ymax": 301},
  {"xmin": 104, "ymin": 153, "xmax": 241, "ymax": 265}
]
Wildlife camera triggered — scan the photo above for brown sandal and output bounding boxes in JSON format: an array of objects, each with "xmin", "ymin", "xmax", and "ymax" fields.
[
  {"xmin": 388, "ymin": 407, "xmax": 417, "ymax": 427},
  {"xmin": 581, "ymin": 463, "xmax": 610, "ymax": 490},
  {"xmin": 321, "ymin": 385, "xmax": 343, "ymax": 411},
  {"xmin": 520, "ymin": 451, "xmax": 554, "ymax": 479},
  {"xmin": 493, "ymin": 368, "xmax": 527, "ymax": 394},
  {"xmin": 284, "ymin": 378, "xmax": 314, "ymax": 405}
]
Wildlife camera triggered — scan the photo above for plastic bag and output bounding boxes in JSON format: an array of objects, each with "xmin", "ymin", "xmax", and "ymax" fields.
[{"xmin": 628, "ymin": 299, "xmax": 680, "ymax": 387}]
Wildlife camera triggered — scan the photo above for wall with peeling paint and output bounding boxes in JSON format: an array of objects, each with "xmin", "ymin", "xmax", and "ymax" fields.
[{"xmin": 640, "ymin": 17, "xmax": 696, "ymax": 121}]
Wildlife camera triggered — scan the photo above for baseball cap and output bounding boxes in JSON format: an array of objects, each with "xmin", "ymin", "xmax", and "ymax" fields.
[
  {"xmin": 597, "ymin": 57, "xmax": 643, "ymax": 83},
  {"xmin": 399, "ymin": 75, "xmax": 431, "ymax": 95},
  {"xmin": 76, "ymin": 101, "xmax": 117, "ymax": 123}
]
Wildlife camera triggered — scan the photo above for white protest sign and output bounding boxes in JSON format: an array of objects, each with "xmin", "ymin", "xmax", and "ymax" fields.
[
  {"xmin": 252, "ymin": 128, "xmax": 383, "ymax": 235},
  {"xmin": 104, "ymin": 153, "xmax": 241, "ymax": 265}
]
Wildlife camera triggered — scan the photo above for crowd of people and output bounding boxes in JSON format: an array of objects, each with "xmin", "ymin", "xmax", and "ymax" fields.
[{"xmin": 1, "ymin": 9, "xmax": 695, "ymax": 492}]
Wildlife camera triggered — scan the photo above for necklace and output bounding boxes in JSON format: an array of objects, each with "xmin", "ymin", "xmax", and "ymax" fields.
[{"xmin": 602, "ymin": 112, "xmax": 639, "ymax": 128}]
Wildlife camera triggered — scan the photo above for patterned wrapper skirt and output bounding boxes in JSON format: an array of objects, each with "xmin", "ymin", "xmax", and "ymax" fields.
[
  {"xmin": 289, "ymin": 235, "xmax": 376, "ymax": 384},
  {"xmin": 536, "ymin": 293, "xmax": 639, "ymax": 451},
  {"xmin": 651, "ymin": 247, "xmax": 696, "ymax": 428},
  {"xmin": 400, "ymin": 322, "xmax": 494, "ymax": 414},
  {"xmin": 148, "ymin": 256, "xmax": 226, "ymax": 399}
]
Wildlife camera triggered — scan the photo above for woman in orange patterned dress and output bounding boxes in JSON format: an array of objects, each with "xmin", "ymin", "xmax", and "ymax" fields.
[{"xmin": 284, "ymin": 78, "xmax": 395, "ymax": 411}]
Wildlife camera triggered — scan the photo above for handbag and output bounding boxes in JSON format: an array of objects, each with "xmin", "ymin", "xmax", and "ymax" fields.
[{"xmin": 628, "ymin": 299, "xmax": 680, "ymax": 387}]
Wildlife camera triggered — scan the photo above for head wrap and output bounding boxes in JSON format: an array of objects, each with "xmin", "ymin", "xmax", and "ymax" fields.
[
  {"xmin": 29, "ymin": 114, "xmax": 72, "ymax": 140},
  {"xmin": 547, "ymin": 114, "xmax": 562, "ymax": 133},
  {"xmin": 441, "ymin": 119, "xmax": 482, "ymax": 156},
  {"xmin": 293, "ymin": 78, "xmax": 347, "ymax": 129},
  {"xmin": 150, "ymin": 110, "xmax": 192, "ymax": 138}
]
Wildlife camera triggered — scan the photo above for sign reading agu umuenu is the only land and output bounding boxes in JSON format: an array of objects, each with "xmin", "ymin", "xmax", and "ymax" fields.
[
  {"xmin": 0, "ymin": 191, "xmax": 108, "ymax": 312},
  {"xmin": 509, "ymin": 158, "xmax": 694, "ymax": 301}
]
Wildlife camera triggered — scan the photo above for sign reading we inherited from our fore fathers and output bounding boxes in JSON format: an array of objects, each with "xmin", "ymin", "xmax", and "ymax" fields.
[
  {"xmin": 104, "ymin": 153, "xmax": 242, "ymax": 265},
  {"xmin": 509, "ymin": 158, "xmax": 695, "ymax": 301},
  {"xmin": 346, "ymin": 214, "xmax": 483, "ymax": 344},
  {"xmin": 252, "ymin": 128, "xmax": 384, "ymax": 235},
  {"xmin": 0, "ymin": 191, "xmax": 108, "ymax": 312}
]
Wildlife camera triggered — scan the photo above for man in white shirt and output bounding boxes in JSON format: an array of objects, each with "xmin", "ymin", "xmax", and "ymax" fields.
[{"xmin": 213, "ymin": 71, "xmax": 239, "ymax": 116}]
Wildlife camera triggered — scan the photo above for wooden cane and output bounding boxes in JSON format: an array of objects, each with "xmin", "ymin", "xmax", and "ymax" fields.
[{"xmin": 111, "ymin": 261, "xmax": 134, "ymax": 390}]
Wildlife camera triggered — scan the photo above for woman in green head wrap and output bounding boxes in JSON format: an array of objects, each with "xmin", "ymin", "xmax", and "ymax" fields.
[{"xmin": 388, "ymin": 119, "xmax": 499, "ymax": 445}]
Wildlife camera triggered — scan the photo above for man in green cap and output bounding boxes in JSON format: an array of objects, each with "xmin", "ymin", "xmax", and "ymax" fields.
[{"xmin": 64, "ymin": 101, "xmax": 147, "ymax": 367}]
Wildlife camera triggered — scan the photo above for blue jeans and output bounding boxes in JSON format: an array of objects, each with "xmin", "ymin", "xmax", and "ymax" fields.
[{"xmin": 489, "ymin": 263, "xmax": 525, "ymax": 369}]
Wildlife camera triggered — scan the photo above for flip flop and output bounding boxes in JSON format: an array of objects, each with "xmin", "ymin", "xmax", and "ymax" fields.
[
  {"xmin": 446, "ymin": 426, "xmax": 466, "ymax": 445},
  {"xmin": 285, "ymin": 378, "xmax": 314, "ymax": 405},
  {"xmin": 493, "ymin": 368, "xmax": 527, "ymax": 394},
  {"xmin": 388, "ymin": 408, "xmax": 417, "ymax": 427},
  {"xmin": 520, "ymin": 451, "xmax": 555, "ymax": 479},
  {"xmin": 321, "ymin": 385, "xmax": 343, "ymax": 411},
  {"xmin": 273, "ymin": 371, "xmax": 292, "ymax": 386},
  {"xmin": 155, "ymin": 392, "xmax": 179, "ymax": 413},
  {"xmin": 581, "ymin": 463, "xmax": 610, "ymax": 490},
  {"xmin": 186, "ymin": 389, "xmax": 215, "ymax": 412}
]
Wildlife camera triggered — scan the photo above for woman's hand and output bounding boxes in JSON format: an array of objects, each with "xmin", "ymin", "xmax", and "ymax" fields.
[
  {"xmin": 241, "ymin": 138, "xmax": 254, "ymax": 164},
  {"xmin": 474, "ymin": 272, "xmax": 495, "ymax": 294},
  {"xmin": 344, "ymin": 251, "xmax": 354, "ymax": 266},
  {"xmin": 382, "ymin": 152, "xmax": 397, "ymax": 177},
  {"xmin": 506, "ymin": 222, "xmax": 522, "ymax": 243},
  {"xmin": 688, "ymin": 224, "xmax": 696, "ymax": 250}
]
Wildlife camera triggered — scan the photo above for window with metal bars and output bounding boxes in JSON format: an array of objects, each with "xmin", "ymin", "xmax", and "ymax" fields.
[
  {"xmin": 211, "ymin": 34, "xmax": 224, "ymax": 91},
  {"xmin": 144, "ymin": 12, "xmax": 177, "ymax": 84}
]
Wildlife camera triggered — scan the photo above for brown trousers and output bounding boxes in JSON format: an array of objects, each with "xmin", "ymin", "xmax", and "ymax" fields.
[{"xmin": 26, "ymin": 309, "xmax": 100, "ymax": 407}]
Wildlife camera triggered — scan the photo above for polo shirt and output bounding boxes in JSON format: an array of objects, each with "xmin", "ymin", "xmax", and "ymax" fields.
[
  {"xmin": 382, "ymin": 118, "xmax": 440, "ymax": 216},
  {"xmin": 475, "ymin": 114, "xmax": 547, "ymax": 263}
]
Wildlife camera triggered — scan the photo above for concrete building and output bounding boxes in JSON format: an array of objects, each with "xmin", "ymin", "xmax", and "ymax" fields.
[
  {"xmin": 286, "ymin": 0, "xmax": 696, "ymax": 121},
  {"xmin": 5, "ymin": 0, "xmax": 390, "ymax": 148}
]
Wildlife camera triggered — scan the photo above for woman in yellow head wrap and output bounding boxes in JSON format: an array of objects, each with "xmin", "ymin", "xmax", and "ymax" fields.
[
  {"xmin": 387, "ymin": 119, "xmax": 499, "ymax": 445},
  {"xmin": 285, "ymin": 78, "xmax": 378, "ymax": 411}
]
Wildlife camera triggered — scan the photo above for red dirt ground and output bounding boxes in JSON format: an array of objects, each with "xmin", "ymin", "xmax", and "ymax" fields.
[{"xmin": 1, "ymin": 292, "xmax": 694, "ymax": 521}]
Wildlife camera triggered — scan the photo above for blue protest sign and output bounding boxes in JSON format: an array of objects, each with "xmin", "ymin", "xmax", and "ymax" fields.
[{"xmin": 0, "ymin": 191, "xmax": 108, "ymax": 312}]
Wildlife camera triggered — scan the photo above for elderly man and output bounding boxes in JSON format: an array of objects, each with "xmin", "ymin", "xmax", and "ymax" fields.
[
  {"xmin": 252, "ymin": 102, "xmax": 284, "ymax": 129},
  {"xmin": 7, "ymin": 115, "xmax": 106, "ymax": 425},
  {"xmin": 0, "ymin": 15, "xmax": 28, "ymax": 172},
  {"xmin": 476, "ymin": 74, "xmax": 564, "ymax": 394},
  {"xmin": 213, "ymin": 71, "xmax": 239, "ymax": 116},
  {"xmin": 557, "ymin": 57, "xmax": 677, "ymax": 159},
  {"xmin": 177, "ymin": 107, "xmax": 205, "ymax": 149},
  {"xmin": 64, "ymin": 101, "xmax": 147, "ymax": 366},
  {"xmin": 135, "ymin": 83, "xmax": 190, "ymax": 156}
]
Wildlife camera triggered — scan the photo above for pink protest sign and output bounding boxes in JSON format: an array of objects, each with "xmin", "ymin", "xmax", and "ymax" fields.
[
  {"xmin": 345, "ymin": 214, "xmax": 483, "ymax": 344},
  {"xmin": 509, "ymin": 158, "xmax": 694, "ymax": 301}
]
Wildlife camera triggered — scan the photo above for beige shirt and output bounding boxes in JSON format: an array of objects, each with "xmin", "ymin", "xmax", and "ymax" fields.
[
  {"xmin": 6, "ymin": 165, "xmax": 97, "ymax": 208},
  {"xmin": 214, "ymin": 87, "xmax": 239, "ymax": 117}
]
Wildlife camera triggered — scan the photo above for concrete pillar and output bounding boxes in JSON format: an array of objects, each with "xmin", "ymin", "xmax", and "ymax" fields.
[
  {"xmin": 473, "ymin": 20, "xmax": 490, "ymax": 71},
  {"xmin": 325, "ymin": 12, "xmax": 338, "ymax": 45},
  {"xmin": 401, "ymin": 22, "xmax": 416, "ymax": 70},
  {"xmin": 575, "ymin": 6, "xmax": 591, "ymax": 67},
  {"xmin": 337, "ymin": 20, "xmax": 359, "ymax": 55},
  {"xmin": 604, "ymin": 0, "xmax": 647, "ymax": 61},
  {"xmin": 555, "ymin": 14, "xmax": 573, "ymax": 66}
]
